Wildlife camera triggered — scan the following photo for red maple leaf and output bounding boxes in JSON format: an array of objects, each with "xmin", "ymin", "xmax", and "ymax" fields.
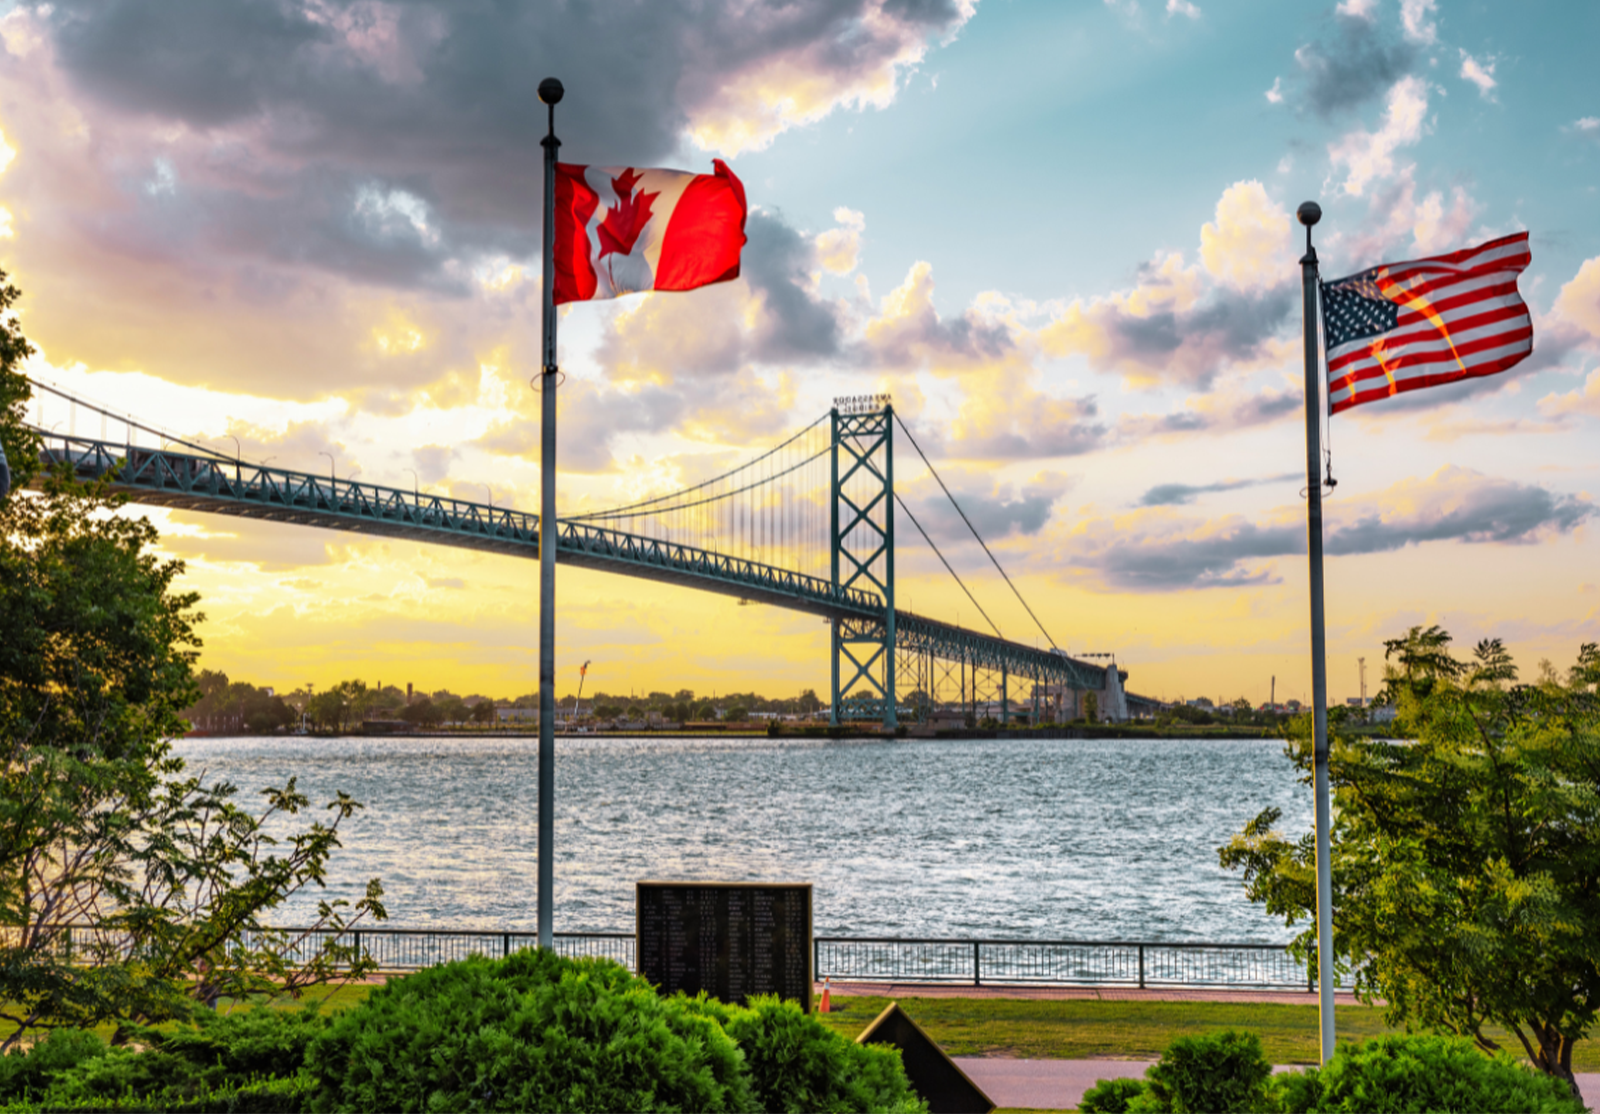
[{"xmin": 596, "ymin": 168, "xmax": 658, "ymax": 259}]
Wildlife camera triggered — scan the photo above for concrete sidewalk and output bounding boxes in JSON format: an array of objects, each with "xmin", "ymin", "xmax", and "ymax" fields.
[{"xmin": 950, "ymin": 1057, "xmax": 1600, "ymax": 1111}]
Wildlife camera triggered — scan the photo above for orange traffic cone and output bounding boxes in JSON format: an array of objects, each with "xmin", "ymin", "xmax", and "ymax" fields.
[{"xmin": 819, "ymin": 976, "xmax": 831, "ymax": 1013}]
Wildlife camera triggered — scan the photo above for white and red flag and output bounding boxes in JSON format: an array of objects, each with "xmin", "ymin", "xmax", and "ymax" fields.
[
  {"xmin": 552, "ymin": 160, "xmax": 747, "ymax": 305},
  {"xmin": 1322, "ymin": 232, "xmax": 1533, "ymax": 414}
]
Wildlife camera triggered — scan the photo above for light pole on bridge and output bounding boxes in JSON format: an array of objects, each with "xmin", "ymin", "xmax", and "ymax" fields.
[{"xmin": 318, "ymin": 451, "xmax": 335, "ymax": 485}]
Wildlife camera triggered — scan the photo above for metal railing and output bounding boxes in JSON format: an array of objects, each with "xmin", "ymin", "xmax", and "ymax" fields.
[
  {"xmin": 179, "ymin": 927, "xmax": 1343, "ymax": 990},
  {"xmin": 813, "ymin": 936, "xmax": 1348, "ymax": 990}
]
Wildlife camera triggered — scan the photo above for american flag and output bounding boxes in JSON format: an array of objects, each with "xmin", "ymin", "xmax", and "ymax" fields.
[{"xmin": 1321, "ymin": 232, "xmax": 1533, "ymax": 414}]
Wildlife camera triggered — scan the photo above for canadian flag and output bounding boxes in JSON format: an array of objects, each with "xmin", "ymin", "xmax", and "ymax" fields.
[{"xmin": 552, "ymin": 160, "xmax": 748, "ymax": 305}]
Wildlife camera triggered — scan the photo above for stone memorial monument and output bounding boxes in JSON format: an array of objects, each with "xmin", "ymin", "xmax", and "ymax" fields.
[{"xmin": 636, "ymin": 880, "xmax": 813, "ymax": 1011}]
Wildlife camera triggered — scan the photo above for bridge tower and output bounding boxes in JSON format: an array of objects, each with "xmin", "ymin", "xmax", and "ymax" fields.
[{"xmin": 830, "ymin": 397, "xmax": 896, "ymax": 730}]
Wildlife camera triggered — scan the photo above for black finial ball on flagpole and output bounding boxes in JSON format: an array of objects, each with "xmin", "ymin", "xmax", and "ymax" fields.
[
  {"xmin": 538, "ymin": 77, "xmax": 564, "ymax": 105},
  {"xmin": 1297, "ymin": 201, "xmax": 1322, "ymax": 227}
]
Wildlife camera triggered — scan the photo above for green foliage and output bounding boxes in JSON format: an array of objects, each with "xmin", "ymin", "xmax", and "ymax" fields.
[
  {"xmin": 0, "ymin": 1028, "xmax": 109, "ymax": 1102},
  {"xmin": 723, "ymin": 996, "xmax": 923, "ymax": 1114},
  {"xmin": 1275, "ymin": 1034, "xmax": 1585, "ymax": 1113},
  {"xmin": 302, "ymin": 950, "xmax": 753, "ymax": 1113},
  {"xmin": 0, "ymin": 470, "xmax": 384, "ymax": 1049},
  {"xmin": 0, "ymin": 1006, "xmax": 326, "ymax": 1112},
  {"xmin": 1078, "ymin": 1075, "xmax": 1148, "ymax": 1113},
  {"xmin": 1221, "ymin": 626, "xmax": 1600, "ymax": 1095},
  {"xmin": 1139, "ymin": 1029, "xmax": 1272, "ymax": 1113},
  {"xmin": 0, "ymin": 268, "xmax": 37, "ymax": 498}
]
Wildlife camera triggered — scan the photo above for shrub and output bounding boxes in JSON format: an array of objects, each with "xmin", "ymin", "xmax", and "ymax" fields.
[
  {"xmin": 130, "ymin": 1001, "xmax": 332, "ymax": 1080},
  {"xmin": 1078, "ymin": 1075, "xmax": 1148, "ymax": 1113},
  {"xmin": 1141, "ymin": 1029, "xmax": 1272, "ymax": 1113},
  {"xmin": 0, "ymin": 1028, "xmax": 109, "ymax": 1102},
  {"xmin": 302, "ymin": 949, "xmax": 753, "ymax": 1113},
  {"xmin": 721, "ymin": 995, "xmax": 924, "ymax": 1114},
  {"xmin": 1274, "ymin": 1033, "xmax": 1585, "ymax": 1113}
]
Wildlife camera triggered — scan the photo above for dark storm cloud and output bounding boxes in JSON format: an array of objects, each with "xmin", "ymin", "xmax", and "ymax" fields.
[
  {"xmin": 743, "ymin": 211, "xmax": 845, "ymax": 362},
  {"xmin": 1294, "ymin": 12, "xmax": 1417, "ymax": 118},
  {"xmin": 1139, "ymin": 473, "xmax": 1299, "ymax": 506},
  {"xmin": 32, "ymin": 0, "xmax": 970, "ymax": 289},
  {"xmin": 1071, "ymin": 473, "xmax": 1592, "ymax": 592}
]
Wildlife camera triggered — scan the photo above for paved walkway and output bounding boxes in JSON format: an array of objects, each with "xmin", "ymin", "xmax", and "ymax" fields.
[{"xmin": 950, "ymin": 1058, "xmax": 1600, "ymax": 1111}]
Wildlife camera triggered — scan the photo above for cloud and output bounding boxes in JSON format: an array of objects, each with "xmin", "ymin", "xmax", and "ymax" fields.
[
  {"xmin": 1199, "ymin": 181, "xmax": 1293, "ymax": 294},
  {"xmin": 1265, "ymin": 77, "xmax": 1283, "ymax": 104},
  {"xmin": 1115, "ymin": 384, "xmax": 1302, "ymax": 441},
  {"xmin": 1458, "ymin": 50, "xmax": 1496, "ymax": 100},
  {"xmin": 4, "ymin": 0, "xmax": 973, "ymax": 317},
  {"xmin": 1551, "ymin": 255, "xmax": 1600, "ymax": 340},
  {"xmin": 863, "ymin": 261, "xmax": 1013, "ymax": 370},
  {"xmin": 945, "ymin": 382, "xmax": 1109, "ymax": 461},
  {"xmin": 1538, "ymin": 368, "xmax": 1600, "ymax": 420},
  {"xmin": 1060, "ymin": 467, "xmax": 1594, "ymax": 592},
  {"xmin": 1165, "ymin": 0, "xmax": 1200, "ymax": 19},
  {"xmin": 814, "ymin": 207, "xmax": 865, "ymax": 276},
  {"xmin": 1326, "ymin": 468, "xmax": 1592, "ymax": 554},
  {"xmin": 1399, "ymin": 0, "xmax": 1437, "ymax": 45},
  {"xmin": 902, "ymin": 468, "xmax": 1073, "ymax": 545},
  {"xmin": 1339, "ymin": 167, "xmax": 1479, "ymax": 262},
  {"xmin": 1138, "ymin": 473, "xmax": 1299, "ymax": 506},
  {"xmin": 1038, "ymin": 263, "xmax": 1293, "ymax": 391},
  {"xmin": 681, "ymin": 0, "xmax": 979, "ymax": 155},
  {"xmin": 1335, "ymin": 0, "xmax": 1378, "ymax": 18},
  {"xmin": 1570, "ymin": 117, "xmax": 1600, "ymax": 142},
  {"xmin": 1328, "ymin": 75, "xmax": 1430, "ymax": 197},
  {"xmin": 1294, "ymin": 13, "xmax": 1416, "ymax": 119}
]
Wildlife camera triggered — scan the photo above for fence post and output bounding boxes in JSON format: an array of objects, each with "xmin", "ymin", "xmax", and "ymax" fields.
[
  {"xmin": 813, "ymin": 937, "xmax": 820, "ymax": 984},
  {"xmin": 1138, "ymin": 944, "xmax": 1146, "ymax": 990},
  {"xmin": 504, "ymin": 932, "xmax": 511, "ymax": 958},
  {"xmin": 973, "ymin": 941, "xmax": 981, "ymax": 987},
  {"xmin": 1308, "ymin": 952, "xmax": 1314, "ymax": 994},
  {"xmin": 353, "ymin": 931, "xmax": 361, "ymax": 967}
]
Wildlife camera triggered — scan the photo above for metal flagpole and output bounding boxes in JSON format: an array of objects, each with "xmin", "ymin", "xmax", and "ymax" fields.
[
  {"xmin": 1296, "ymin": 200, "xmax": 1336, "ymax": 1062},
  {"xmin": 536, "ymin": 75, "xmax": 563, "ymax": 952}
]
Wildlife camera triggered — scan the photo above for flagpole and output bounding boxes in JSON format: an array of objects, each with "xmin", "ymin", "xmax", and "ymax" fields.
[
  {"xmin": 1296, "ymin": 199, "xmax": 1336, "ymax": 1063},
  {"xmin": 536, "ymin": 75, "xmax": 563, "ymax": 952}
]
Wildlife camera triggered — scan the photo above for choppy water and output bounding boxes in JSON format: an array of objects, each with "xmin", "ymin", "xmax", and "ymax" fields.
[{"xmin": 174, "ymin": 734, "xmax": 1308, "ymax": 942}]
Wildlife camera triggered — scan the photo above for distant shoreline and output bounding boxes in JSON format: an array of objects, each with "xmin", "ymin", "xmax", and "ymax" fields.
[{"xmin": 183, "ymin": 725, "xmax": 1298, "ymax": 742}]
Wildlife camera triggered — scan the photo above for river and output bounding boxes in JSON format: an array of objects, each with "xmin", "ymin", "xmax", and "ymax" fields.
[{"xmin": 174, "ymin": 733, "xmax": 1309, "ymax": 942}]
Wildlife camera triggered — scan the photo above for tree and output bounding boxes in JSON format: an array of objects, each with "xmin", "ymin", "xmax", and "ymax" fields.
[
  {"xmin": 1219, "ymin": 627, "xmax": 1600, "ymax": 1101},
  {"xmin": 471, "ymin": 699, "xmax": 497, "ymax": 725},
  {"xmin": 0, "ymin": 270, "xmax": 37, "ymax": 499},
  {"xmin": 724, "ymin": 703, "xmax": 751, "ymax": 722},
  {"xmin": 0, "ymin": 466, "xmax": 386, "ymax": 1049}
]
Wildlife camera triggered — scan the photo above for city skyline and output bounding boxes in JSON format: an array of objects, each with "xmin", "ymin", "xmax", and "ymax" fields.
[{"xmin": 2, "ymin": 0, "xmax": 1596, "ymax": 702}]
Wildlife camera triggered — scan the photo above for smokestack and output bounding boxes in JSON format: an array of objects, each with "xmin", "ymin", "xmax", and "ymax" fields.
[
  {"xmin": 407, "ymin": 682, "xmax": 413, "ymax": 705},
  {"xmin": 1271, "ymin": 675, "xmax": 1276, "ymax": 708}
]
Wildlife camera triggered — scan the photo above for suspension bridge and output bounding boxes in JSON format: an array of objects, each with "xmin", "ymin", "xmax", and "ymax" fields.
[{"xmin": 19, "ymin": 381, "xmax": 1148, "ymax": 727}]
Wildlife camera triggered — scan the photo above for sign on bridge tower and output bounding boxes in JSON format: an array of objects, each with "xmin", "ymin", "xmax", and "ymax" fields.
[{"xmin": 830, "ymin": 397, "xmax": 896, "ymax": 729}]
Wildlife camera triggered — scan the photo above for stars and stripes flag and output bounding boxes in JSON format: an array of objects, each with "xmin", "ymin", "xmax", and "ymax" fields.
[
  {"xmin": 1321, "ymin": 232, "xmax": 1533, "ymax": 414},
  {"xmin": 552, "ymin": 160, "xmax": 747, "ymax": 305}
]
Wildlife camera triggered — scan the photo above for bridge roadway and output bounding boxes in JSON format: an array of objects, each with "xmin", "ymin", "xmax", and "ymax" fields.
[{"xmin": 29, "ymin": 431, "xmax": 1109, "ymax": 692}]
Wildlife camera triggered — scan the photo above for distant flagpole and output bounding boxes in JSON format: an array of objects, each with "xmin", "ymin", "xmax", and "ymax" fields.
[
  {"xmin": 537, "ymin": 75, "xmax": 564, "ymax": 952},
  {"xmin": 1296, "ymin": 200, "xmax": 1336, "ymax": 1063}
]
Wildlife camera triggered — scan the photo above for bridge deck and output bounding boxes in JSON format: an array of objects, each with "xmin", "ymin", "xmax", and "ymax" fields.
[{"xmin": 29, "ymin": 432, "xmax": 1109, "ymax": 690}]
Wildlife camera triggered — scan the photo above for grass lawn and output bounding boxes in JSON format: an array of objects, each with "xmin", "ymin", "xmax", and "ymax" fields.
[{"xmin": 814, "ymin": 994, "xmax": 1600, "ymax": 1071}]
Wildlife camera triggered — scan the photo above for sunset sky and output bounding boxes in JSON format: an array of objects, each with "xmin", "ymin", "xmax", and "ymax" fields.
[{"xmin": 3, "ymin": 0, "xmax": 1597, "ymax": 704}]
